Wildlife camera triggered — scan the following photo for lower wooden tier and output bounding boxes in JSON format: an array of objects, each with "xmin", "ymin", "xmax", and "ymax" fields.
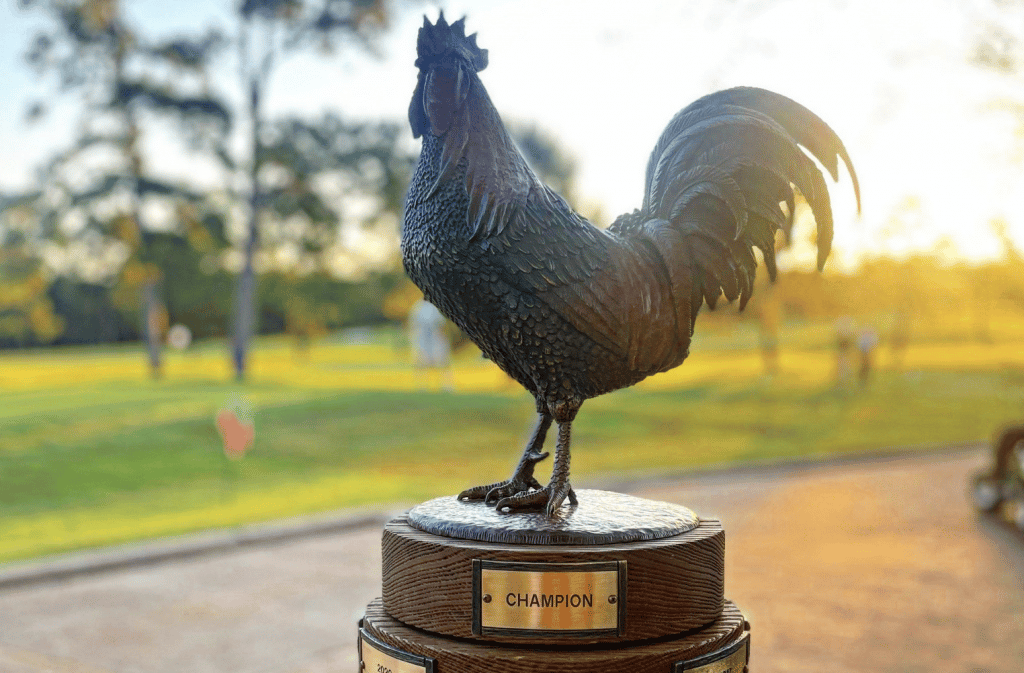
[{"xmin": 359, "ymin": 598, "xmax": 750, "ymax": 673}]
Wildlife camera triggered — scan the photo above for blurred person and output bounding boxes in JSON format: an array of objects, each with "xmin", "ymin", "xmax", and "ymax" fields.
[
  {"xmin": 857, "ymin": 327, "xmax": 878, "ymax": 385},
  {"xmin": 834, "ymin": 316, "xmax": 856, "ymax": 388},
  {"xmin": 409, "ymin": 298, "xmax": 454, "ymax": 391},
  {"xmin": 146, "ymin": 300, "xmax": 170, "ymax": 378},
  {"xmin": 756, "ymin": 286, "xmax": 781, "ymax": 378}
]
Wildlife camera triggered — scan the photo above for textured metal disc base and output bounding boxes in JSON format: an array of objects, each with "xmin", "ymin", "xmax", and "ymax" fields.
[{"xmin": 408, "ymin": 489, "xmax": 699, "ymax": 544}]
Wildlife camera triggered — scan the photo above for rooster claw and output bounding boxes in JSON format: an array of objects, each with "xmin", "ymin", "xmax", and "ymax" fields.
[
  {"xmin": 495, "ymin": 483, "xmax": 577, "ymax": 516},
  {"xmin": 484, "ymin": 477, "xmax": 543, "ymax": 505},
  {"xmin": 457, "ymin": 450, "xmax": 550, "ymax": 504},
  {"xmin": 457, "ymin": 483, "xmax": 501, "ymax": 502},
  {"xmin": 457, "ymin": 473, "xmax": 544, "ymax": 504}
]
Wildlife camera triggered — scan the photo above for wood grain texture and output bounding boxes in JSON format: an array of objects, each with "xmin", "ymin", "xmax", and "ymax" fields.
[
  {"xmin": 382, "ymin": 514, "xmax": 725, "ymax": 644},
  {"xmin": 362, "ymin": 597, "xmax": 748, "ymax": 673}
]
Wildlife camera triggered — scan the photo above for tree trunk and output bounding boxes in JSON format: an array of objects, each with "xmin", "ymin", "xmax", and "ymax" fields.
[
  {"xmin": 117, "ymin": 35, "xmax": 163, "ymax": 380},
  {"xmin": 232, "ymin": 236, "xmax": 257, "ymax": 381},
  {"xmin": 232, "ymin": 78, "xmax": 262, "ymax": 382}
]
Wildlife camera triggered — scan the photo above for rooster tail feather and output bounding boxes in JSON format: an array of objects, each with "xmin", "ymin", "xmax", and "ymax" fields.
[
  {"xmin": 627, "ymin": 86, "xmax": 857, "ymax": 338},
  {"xmin": 716, "ymin": 87, "xmax": 861, "ymax": 213},
  {"xmin": 637, "ymin": 220, "xmax": 694, "ymax": 350}
]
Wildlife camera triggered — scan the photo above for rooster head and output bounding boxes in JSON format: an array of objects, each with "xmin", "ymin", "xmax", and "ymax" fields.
[{"xmin": 409, "ymin": 12, "xmax": 487, "ymax": 138}]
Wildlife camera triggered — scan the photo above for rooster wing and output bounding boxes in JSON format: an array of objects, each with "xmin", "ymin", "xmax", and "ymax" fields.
[{"xmin": 465, "ymin": 86, "xmax": 859, "ymax": 382}]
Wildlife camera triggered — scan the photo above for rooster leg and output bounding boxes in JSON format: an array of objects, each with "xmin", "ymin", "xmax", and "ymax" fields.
[
  {"xmin": 494, "ymin": 419, "xmax": 578, "ymax": 516},
  {"xmin": 457, "ymin": 412, "xmax": 552, "ymax": 504}
]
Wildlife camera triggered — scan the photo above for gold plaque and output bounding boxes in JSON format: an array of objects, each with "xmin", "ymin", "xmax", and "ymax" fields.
[
  {"xmin": 675, "ymin": 631, "xmax": 750, "ymax": 673},
  {"xmin": 359, "ymin": 628, "xmax": 435, "ymax": 673},
  {"xmin": 472, "ymin": 560, "xmax": 626, "ymax": 637}
]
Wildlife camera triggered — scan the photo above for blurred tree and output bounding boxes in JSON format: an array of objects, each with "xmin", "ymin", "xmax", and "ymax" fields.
[
  {"xmin": 972, "ymin": 1, "xmax": 1024, "ymax": 161},
  {"xmin": 509, "ymin": 121, "xmax": 606, "ymax": 224},
  {"xmin": 14, "ymin": 0, "xmax": 231, "ymax": 374},
  {"xmin": 509, "ymin": 122, "xmax": 580, "ymax": 208},
  {"xmin": 227, "ymin": 0, "xmax": 401, "ymax": 381},
  {"xmin": 47, "ymin": 277, "xmax": 132, "ymax": 345},
  {"xmin": 381, "ymin": 277, "xmax": 422, "ymax": 323},
  {"xmin": 257, "ymin": 114, "xmax": 413, "ymax": 275},
  {"xmin": 259, "ymin": 268, "xmax": 404, "ymax": 346},
  {"xmin": 990, "ymin": 217, "xmax": 1024, "ymax": 314},
  {"xmin": 0, "ymin": 196, "xmax": 63, "ymax": 347},
  {"xmin": 255, "ymin": 114, "xmax": 413, "ymax": 351},
  {"xmin": 972, "ymin": 2, "xmax": 1022, "ymax": 76},
  {"xmin": 127, "ymin": 229, "xmax": 235, "ymax": 340},
  {"xmin": 972, "ymin": 1, "xmax": 1024, "ymax": 331}
]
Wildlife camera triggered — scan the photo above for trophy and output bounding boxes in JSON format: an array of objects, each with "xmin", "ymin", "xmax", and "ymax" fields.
[{"xmin": 357, "ymin": 11, "xmax": 857, "ymax": 670}]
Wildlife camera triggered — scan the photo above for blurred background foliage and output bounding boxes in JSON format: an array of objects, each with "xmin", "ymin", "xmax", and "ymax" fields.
[
  {"xmin": 5, "ymin": 0, "xmax": 1024, "ymax": 355},
  {"xmin": 3, "ymin": 0, "xmax": 1024, "ymax": 561}
]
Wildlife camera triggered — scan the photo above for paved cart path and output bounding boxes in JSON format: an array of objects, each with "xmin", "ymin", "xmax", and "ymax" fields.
[{"xmin": 1, "ymin": 449, "xmax": 1022, "ymax": 673}]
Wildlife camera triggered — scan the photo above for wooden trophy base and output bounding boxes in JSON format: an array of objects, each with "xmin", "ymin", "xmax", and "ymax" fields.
[
  {"xmin": 361, "ymin": 598, "xmax": 750, "ymax": 673},
  {"xmin": 358, "ymin": 490, "xmax": 749, "ymax": 672}
]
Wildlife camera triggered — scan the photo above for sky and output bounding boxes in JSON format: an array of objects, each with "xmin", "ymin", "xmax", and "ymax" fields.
[{"xmin": 1, "ymin": 0, "xmax": 1023, "ymax": 269}]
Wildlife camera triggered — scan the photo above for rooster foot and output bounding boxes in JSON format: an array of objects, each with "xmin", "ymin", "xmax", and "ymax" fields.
[
  {"xmin": 495, "ymin": 482, "xmax": 578, "ymax": 516},
  {"xmin": 457, "ymin": 450, "xmax": 549, "ymax": 504}
]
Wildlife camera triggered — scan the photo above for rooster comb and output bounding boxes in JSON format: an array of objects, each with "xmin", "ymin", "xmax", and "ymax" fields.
[{"xmin": 415, "ymin": 12, "xmax": 488, "ymax": 72}]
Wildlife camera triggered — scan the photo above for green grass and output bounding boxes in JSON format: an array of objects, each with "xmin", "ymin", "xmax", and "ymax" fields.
[{"xmin": 1, "ymin": 329, "xmax": 1023, "ymax": 564}]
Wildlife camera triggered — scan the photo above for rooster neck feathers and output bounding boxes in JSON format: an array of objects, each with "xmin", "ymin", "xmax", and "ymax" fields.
[{"xmin": 409, "ymin": 14, "xmax": 536, "ymax": 242}]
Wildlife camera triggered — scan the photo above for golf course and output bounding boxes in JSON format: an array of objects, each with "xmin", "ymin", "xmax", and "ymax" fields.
[{"xmin": 3, "ymin": 316, "xmax": 1023, "ymax": 565}]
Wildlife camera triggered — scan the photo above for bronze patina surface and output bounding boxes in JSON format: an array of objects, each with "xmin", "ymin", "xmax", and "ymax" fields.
[
  {"xmin": 407, "ymin": 489, "xmax": 698, "ymax": 544},
  {"xmin": 403, "ymin": 14, "xmax": 859, "ymax": 516}
]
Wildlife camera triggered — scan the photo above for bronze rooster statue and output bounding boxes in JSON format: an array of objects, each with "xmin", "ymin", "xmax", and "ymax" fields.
[{"xmin": 402, "ymin": 14, "xmax": 860, "ymax": 515}]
